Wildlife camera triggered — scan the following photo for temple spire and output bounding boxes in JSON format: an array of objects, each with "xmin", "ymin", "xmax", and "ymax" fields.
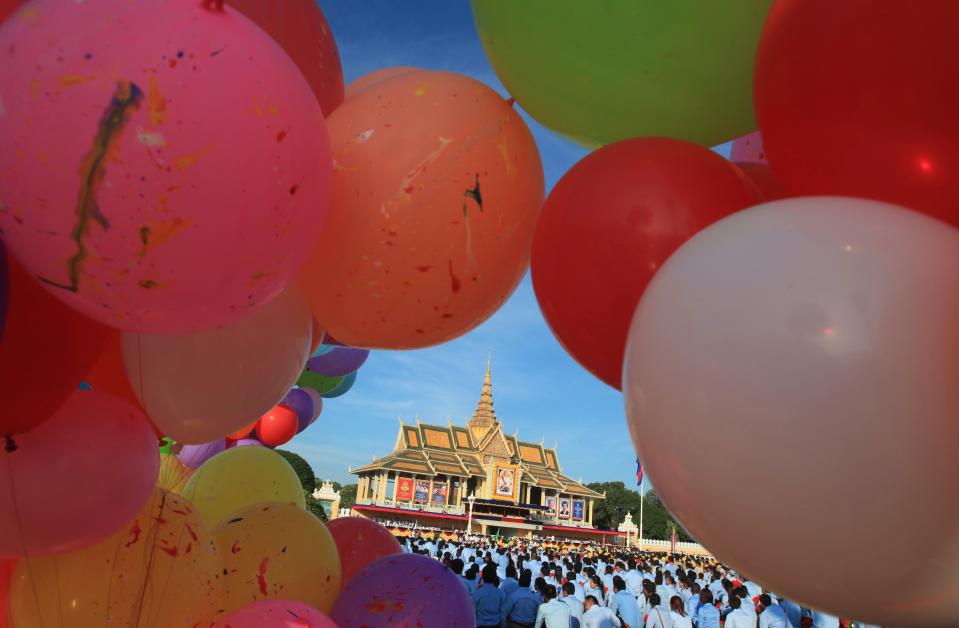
[{"xmin": 468, "ymin": 354, "xmax": 498, "ymax": 434}]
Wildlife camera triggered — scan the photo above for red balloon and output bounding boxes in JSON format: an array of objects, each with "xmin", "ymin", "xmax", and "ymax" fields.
[
  {"xmin": 531, "ymin": 138, "xmax": 762, "ymax": 389},
  {"xmin": 755, "ymin": 0, "xmax": 959, "ymax": 226},
  {"xmin": 325, "ymin": 517, "xmax": 402, "ymax": 588},
  {"xmin": 0, "ymin": 0, "xmax": 23, "ymax": 24},
  {"xmin": 227, "ymin": 0, "xmax": 344, "ymax": 116},
  {"xmin": 86, "ymin": 335, "xmax": 165, "ymax": 439},
  {"xmin": 255, "ymin": 405, "xmax": 298, "ymax": 448},
  {"xmin": 226, "ymin": 421, "xmax": 257, "ymax": 441},
  {"xmin": 0, "ymin": 558, "xmax": 14, "ymax": 627},
  {"xmin": 0, "ymin": 252, "xmax": 114, "ymax": 442},
  {"xmin": 735, "ymin": 162, "xmax": 786, "ymax": 201}
]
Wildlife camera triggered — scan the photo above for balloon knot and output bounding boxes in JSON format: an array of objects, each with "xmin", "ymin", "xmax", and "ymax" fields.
[
  {"xmin": 201, "ymin": 0, "xmax": 225, "ymax": 11},
  {"xmin": 4, "ymin": 436, "xmax": 17, "ymax": 453},
  {"xmin": 506, "ymin": 97, "xmax": 516, "ymax": 108}
]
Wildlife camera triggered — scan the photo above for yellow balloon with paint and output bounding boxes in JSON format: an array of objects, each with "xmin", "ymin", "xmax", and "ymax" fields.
[
  {"xmin": 9, "ymin": 488, "xmax": 222, "ymax": 627},
  {"xmin": 181, "ymin": 445, "xmax": 306, "ymax": 527},
  {"xmin": 214, "ymin": 502, "xmax": 341, "ymax": 614}
]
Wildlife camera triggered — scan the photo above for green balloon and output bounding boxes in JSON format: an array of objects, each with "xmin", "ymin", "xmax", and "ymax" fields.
[
  {"xmin": 158, "ymin": 437, "xmax": 173, "ymax": 454},
  {"xmin": 471, "ymin": 0, "xmax": 771, "ymax": 147},
  {"xmin": 297, "ymin": 370, "xmax": 345, "ymax": 394}
]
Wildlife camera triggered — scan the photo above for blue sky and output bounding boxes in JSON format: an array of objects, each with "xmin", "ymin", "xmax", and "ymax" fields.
[{"xmin": 293, "ymin": 1, "xmax": 730, "ymax": 490}]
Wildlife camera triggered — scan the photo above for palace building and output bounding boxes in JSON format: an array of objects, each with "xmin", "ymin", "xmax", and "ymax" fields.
[{"xmin": 350, "ymin": 359, "xmax": 620, "ymax": 543}]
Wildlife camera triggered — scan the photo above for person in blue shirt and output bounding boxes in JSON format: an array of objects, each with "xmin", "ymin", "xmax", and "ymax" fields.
[
  {"xmin": 475, "ymin": 564, "xmax": 508, "ymax": 628},
  {"xmin": 608, "ymin": 576, "xmax": 642, "ymax": 628},
  {"xmin": 695, "ymin": 589, "xmax": 721, "ymax": 628},
  {"xmin": 506, "ymin": 571, "xmax": 541, "ymax": 628},
  {"xmin": 501, "ymin": 562, "xmax": 520, "ymax": 599}
]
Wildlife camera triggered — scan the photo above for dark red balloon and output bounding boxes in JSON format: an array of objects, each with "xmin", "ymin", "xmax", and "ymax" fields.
[
  {"xmin": 0, "ymin": 253, "xmax": 114, "ymax": 441},
  {"xmin": 0, "ymin": 0, "xmax": 23, "ymax": 24},
  {"xmin": 255, "ymin": 405, "xmax": 298, "ymax": 448},
  {"xmin": 227, "ymin": 0, "xmax": 344, "ymax": 116},
  {"xmin": 735, "ymin": 162, "xmax": 785, "ymax": 201},
  {"xmin": 531, "ymin": 138, "xmax": 762, "ymax": 389},
  {"xmin": 326, "ymin": 517, "xmax": 402, "ymax": 587},
  {"xmin": 86, "ymin": 335, "xmax": 165, "ymax": 438},
  {"xmin": 755, "ymin": 0, "xmax": 959, "ymax": 225}
]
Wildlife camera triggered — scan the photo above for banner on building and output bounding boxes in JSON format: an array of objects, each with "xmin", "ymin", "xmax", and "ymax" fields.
[
  {"xmin": 558, "ymin": 497, "xmax": 572, "ymax": 520},
  {"xmin": 431, "ymin": 482, "xmax": 448, "ymax": 504},
  {"xmin": 572, "ymin": 499, "xmax": 585, "ymax": 521},
  {"xmin": 396, "ymin": 477, "xmax": 413, "ymax": 501},
  {"xmin": 545, "ymin": 496, "xmax": 557, "ymax": 517},
  {"xmin": 493, "ymin": 464, "xmax": 518, "ymax": 499},
  {"xmin": 414, "ymin": 480, "xmax": 429, "ymax": 502}
]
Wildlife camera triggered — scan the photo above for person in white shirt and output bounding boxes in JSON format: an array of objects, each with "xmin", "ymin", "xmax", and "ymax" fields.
[
  {"xmin": 624, "ymin": 560, "xmax": 645, "ymax": 598},
  {"xmin": 810, "ymin": 610, "xmax": 840, "ymax": 628},
  {"xmin": 535, "ymin": 585, "xmax": 572, "ymax": 628},
  {"xmin": 645, "ymin": 594, "xmax": 672, "ymax": 628},
  {"xmin": 724, "ymin": 597, "xmax": 754, "ymax": 628},
  {"xmin": 567, "ymin": 571, "xmax": 587, "ymax": 602},
  {"xmin": 684, "ymin": 583, "xmax": 701, "ymax": 620},
  {"xmin": 562, "ymin": 582, "xmax": 585, "ymax": 625},
  {"xmin": 669, "ymin": 595, "xmax": 693, "ymax": 628},
  {"xmin": 583, "ymin": 595, "xmax": 621, "ymax": 628},
  {"xmin": 758, "ymin": 594, "xmax": 788, "ymax": 628},
  {"xmin": 743, "ymin": 580, "xmax": 762, "ymax": 601},
  {"xmin": 585, "ymin": 575, "xmax": 605, "ymax": 606}
]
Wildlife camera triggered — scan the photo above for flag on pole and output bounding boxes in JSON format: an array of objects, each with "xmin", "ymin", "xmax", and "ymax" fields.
[{"xmin": 635, "ymin": 458, "xmax": 643, "ymax": 486}]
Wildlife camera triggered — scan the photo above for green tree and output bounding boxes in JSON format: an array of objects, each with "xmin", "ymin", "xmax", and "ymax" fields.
[
  {"xmin": 339, "ymin": 483, "xmax": 357, "ymax": 509},
  {"xmin": 584, "ymin": 483, "xmax": 693, "ymax": 541},
  {"xmin": 275, "ymin": 449, "xmax": 316, "ymax": 493},
  {"xmin": 303, "ymin": 490, "xmax": 328, "ymax": 522}
]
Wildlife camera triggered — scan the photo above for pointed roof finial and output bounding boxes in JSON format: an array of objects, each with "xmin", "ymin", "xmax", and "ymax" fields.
[{"xmin": 468, "ymin": 353, "xmax": 497, "ymax": 431}]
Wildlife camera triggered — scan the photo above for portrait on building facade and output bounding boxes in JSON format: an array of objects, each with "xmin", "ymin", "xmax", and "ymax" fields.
[
  {"xmin": 414, "ymin": 480, "xmax": 429, "ymax": 502},
  {"xmin": 572, "ymin": 499, "xmax": 585, "ymax": 521},
  {"xmin": 559, "ymin": 497, "xmax": 571, "ymax": 519},
  {"xmin": 431, "ymin": 483, "xmax": 448, "ymax": 504},
  {"xmin": 494, "ymin": 466, "xmax": 516, "ymax": 498},
  {"xmin": 545, "ymin": 496, "xmax": 557, "ymax": 517},
  {"xmin": 396, "ymin": 477, "xmax": 413, "ymax": 501}
]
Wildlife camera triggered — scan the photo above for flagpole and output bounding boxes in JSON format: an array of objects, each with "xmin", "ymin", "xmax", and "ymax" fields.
[{"xmin": 638, "ymin": 482, "xmax": 645, "ymax": 552}]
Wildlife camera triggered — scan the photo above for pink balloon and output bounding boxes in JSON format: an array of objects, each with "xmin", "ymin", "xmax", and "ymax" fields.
[
  {"xmin": 0, "ymin": 0, "xmax": 331, "ymax": 333},
  {"xmin": 0, "ymin": 391, "xmax": 159, "ymax": 558},
  {"xmin": 729, "ymin": 130, "xmax": 767, "ymax": 164},
  {"xmin": 215, "ymin": 599, "xmax": 338, "ymax": 627},
  {"xmin": 325, "ymin": 517, "xmax": 401, "ymax": 587}
]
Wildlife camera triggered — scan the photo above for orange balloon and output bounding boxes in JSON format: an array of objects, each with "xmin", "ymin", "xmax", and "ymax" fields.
[
  {"xmin": 226, "ymin": 0, "xmax": 343, "ymax": 116},
  {"xmin": 300, "ymin": 71, "xmax": 544, "ymax": 348},
  {"xmin": 344, "ymin": 66, "xmax": 422, "ymax": 100},
  {"xmin": 227, "ymin": 421, "xmax": 258, "ymax": 441}
]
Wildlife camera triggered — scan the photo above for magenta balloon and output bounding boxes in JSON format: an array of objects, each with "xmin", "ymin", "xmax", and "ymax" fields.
[
  {"xmin": 306, "ymin": 347, "xmax": 369, "ymax": 377},
  {"xmin": 729, "ymin": 130, "xmax": 767, "ymax": 164},
  {"xmin": 178, "ymin": 439, "xmax": 226, "ymax": 469},
  {"xmin": 302, "ymin": 388, "xmax": 324, "ymax": 423},
  {"xmin": 282, "ymin": 387, "xmax": 315, "ymax": 433},
  {"xmin": 214, "ymin": 598, "xmax": 338, "ymax": 627},
  {"xmin": 330, "ymin": 553, "xmax": 474, "ymax": 627},
  {"xmin": 0, "ymin": 390, "xmax": 159, "ymax": 558}
]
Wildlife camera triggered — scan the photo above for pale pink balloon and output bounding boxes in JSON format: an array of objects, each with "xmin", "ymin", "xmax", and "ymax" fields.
[
  {"xmin": 122, "ymin": 288, "xmax": 312, "ymax": 444},
  {"xmin": 729, "ymin": 130, "xmax": 766, "ymax": 164},
  {"xmin": 0, "ymin": 390, "xmax": 159, "ymax": 558},
  {"xmin": 215, "ymin": 599, "xmax": 338, "ymax": 627},
  {"xmin": 624, "ymin": 197, "xmax": 959, "ymax": 626},
  {"xmin": 0, "ymin": 0, "xmax": 331, "ymax": 333}
]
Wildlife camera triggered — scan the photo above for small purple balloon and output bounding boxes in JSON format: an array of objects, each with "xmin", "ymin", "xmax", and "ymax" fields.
[
  {"xmin": 330, "ymin": 553, "xmax": 475, "ymax": 627},
  {"xmin": 282, "ymin": 387, "xmax": 315, "ymax": 433},
  {"xmin": 232, "ymin": 438, "xmax": 264, "ymax": 448},
  {"xmin": 178, "ymin": 439, "xmax": 226, "ymax": 468},
  {"xmin": 302, "ymin": 388, "xmax": 324, "ymax": 423},
  {"xmin": 306, "ymin": 346, "xmax": 370, "ymax": 377}
]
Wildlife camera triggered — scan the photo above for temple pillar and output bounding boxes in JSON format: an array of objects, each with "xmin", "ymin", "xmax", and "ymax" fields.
[
  {"xmin": 588, "ymin": 499, "xmax": 594, "ymax": 525},
  {"xmin": 525, "ymin": 484, "xmax": 532, "ymax": 504},
  {"xmin": 379, "ymin": 471, "xmax": 389, "ymax": 501},
  {"xmin": 359, "ymin": 475, "xmax": 368, "ymax": 502},
  {"xmin": 392, "ymin": 473, "xmax": 401, "ymax": 501}
]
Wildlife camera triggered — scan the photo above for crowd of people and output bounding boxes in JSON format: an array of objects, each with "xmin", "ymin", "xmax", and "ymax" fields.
[{"xmin": 398, "ymin": 534, "xmax": 880, "ymax": 628}]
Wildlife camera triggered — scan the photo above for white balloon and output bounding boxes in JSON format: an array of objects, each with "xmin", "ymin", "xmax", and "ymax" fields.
[
  {"xmin": 624, "ymin": 197, "xmax": 959, "ymax": 626},
  {"xmin": 123, "ymin": 288, "xmax": 312, "ymax": 444}
]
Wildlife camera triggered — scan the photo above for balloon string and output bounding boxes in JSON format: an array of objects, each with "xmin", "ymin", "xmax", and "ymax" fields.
[
  {"xmin": 3, "ymin": 452, "xmax": 46, "ymax": 627},
  {"xmin": 200, "ymin": 0, "xmax": 224, "ymax": 11}
]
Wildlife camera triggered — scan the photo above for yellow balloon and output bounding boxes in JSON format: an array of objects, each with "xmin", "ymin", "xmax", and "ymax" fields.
[
  {"xmin": 157, "ymin": 452, "xmax": 194, "ymax": 494},
  {"xmin": 181, "ymin": 446, "xmax": 306, "ymax": 528},
  {"xmin": 214, "ymin": 502, "xmax": 340, "ymax": 614},
  {"xmin": 9, "ymin": 488, "xmax": 222, "ymax": 627}
]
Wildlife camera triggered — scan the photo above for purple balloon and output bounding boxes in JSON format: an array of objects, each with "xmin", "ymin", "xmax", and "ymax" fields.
[
  {"xmin": 178, "ymin": 439, "xmax": 226, "ymax": 468},
  {"xmin": 302, "ymin": 388, "xmax": 324, "ymax": 423},
  {"xmin": 282, "ymin": 388, "xmax": 315, "ymax": 433},
  {"xmin": 330, "ymin": 554, "xmax": 474, "ymax": 627},
  {"xmin": 306, "ymin": 346, "xmax": 370, "ymax": 377},
  {"xmin": 232, "ymin": 438, "xmax": 264, "ymax": 448}
]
